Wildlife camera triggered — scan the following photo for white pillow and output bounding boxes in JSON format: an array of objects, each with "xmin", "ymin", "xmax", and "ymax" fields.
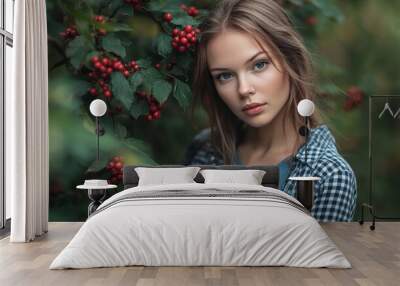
[
  {"xmin": 200, "ymin": 169, "xmax": 266, "ymax": 185},
  {"xmin": 135, "ymin": 167, "xmax": 201, "ymax": 186}
]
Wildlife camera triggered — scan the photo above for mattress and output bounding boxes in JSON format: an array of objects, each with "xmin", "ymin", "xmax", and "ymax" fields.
[{"xmin": 50, "ymin": 183, "xmax": 351, "ymax": 269}]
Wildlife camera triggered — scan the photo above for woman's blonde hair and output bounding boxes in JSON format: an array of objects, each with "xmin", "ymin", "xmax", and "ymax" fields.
[{"xmin": 192, "ymin": 0, "xmax": 321, "ymax": 164}]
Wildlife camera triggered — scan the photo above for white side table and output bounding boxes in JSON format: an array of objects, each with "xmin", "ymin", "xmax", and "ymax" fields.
[{"xmin": 77, "ymin": 180, "xmax": 117, "ymax": 217}]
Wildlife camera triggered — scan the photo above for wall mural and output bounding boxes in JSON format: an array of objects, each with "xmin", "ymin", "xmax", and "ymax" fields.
[{"xmin": 47, "ymin": 0, "xmax": 400, "ymax": 221}]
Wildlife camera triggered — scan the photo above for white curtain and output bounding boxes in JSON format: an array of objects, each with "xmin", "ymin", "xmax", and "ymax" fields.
[{"xmin": 6, "ymin": 0, "xmax": 49, "ymax": 242}]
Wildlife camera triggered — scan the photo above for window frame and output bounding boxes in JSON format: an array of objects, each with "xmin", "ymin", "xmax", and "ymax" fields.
[{"xmin": 1, "ymin": 0, "xmax": 14, "ymax": 231}]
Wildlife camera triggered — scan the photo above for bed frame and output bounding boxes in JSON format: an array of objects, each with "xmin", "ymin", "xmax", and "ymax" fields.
[{"xmin": 123, "ymin": 165, "xmax": 279, "ymax": 190}]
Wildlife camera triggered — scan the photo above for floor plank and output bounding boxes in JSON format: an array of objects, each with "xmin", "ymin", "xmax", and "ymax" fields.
[{"xmin": 0, "ymin": 222, "xmax": 399, "ymax": 286}]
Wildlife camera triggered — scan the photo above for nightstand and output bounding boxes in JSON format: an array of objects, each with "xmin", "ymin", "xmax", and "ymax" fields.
[
  {"xmin": 288, "ymin": 176, "xmax": 320, "ymax": 211},
  {"xmin": 76, "ymin": 180, "xmax": 117, "ymax": 217}
]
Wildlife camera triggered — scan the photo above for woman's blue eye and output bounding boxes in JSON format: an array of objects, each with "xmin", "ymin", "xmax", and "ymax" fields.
[
  {"xmin": 254, "ymin": 61, "xmax": 269, "ymax": 71},
  {"xmin": 216, "ymin": 73, "xmax": 232, "ymax": 81}
]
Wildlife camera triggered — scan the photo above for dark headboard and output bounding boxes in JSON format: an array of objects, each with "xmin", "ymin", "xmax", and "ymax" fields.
[{"xmin": 123, "ymin": 165, "xmax": 279, "ymax": 189}]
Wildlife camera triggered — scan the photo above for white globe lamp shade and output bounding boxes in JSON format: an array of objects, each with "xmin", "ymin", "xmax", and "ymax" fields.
[
  {"xmin": 297, "ymin": 99, "xmax": 315, "ymax": 117},
  {"xmin": 89, "ymin": 99, "xmax": 107, "ymax": 117}
]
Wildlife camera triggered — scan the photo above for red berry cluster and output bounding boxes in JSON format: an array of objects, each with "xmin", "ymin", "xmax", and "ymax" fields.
[
  {"xmin": 163, "ymin": 5, "xmax": 199, "ymax": 23},
  {"xmin": 163, "ymin": 12, "xmax": 173, "ymax": 23},
  {"xmin": 99, "ymin": 80, "xmax": 112, "ymax": 98},
  {"xmin": 124, "ymin": 0, "xmax": 142, "ymax": 10},
  {"xmin": 343, "ymin": 86, "xmax": 364, "ymax": 111},
  {"xmin": 88, "ymin": 56, "xmax": 141, "ymax": 98},
  {"xmin": 305, "ymin": 16, "xmax": 317, "ymax": 26},
  {"xmin": 180, "ymin": 4, "xmax": 199, "ymax": 17},
  {"xmin": 106, "ymin": 156, "xmax": 124, "ymax": 184},
  {"xmin": 92, "ymin": 56, "xmax": 140, "ymax": 78},
  {"xmin": 136, "ymin": 91, "xmax": 162, "ymax": 121},
  {"xmin": 87, "ymin": 78, "xmax": 112, "ymax": 98},
  {"xmin": 59, "ymin": 25, "xmax": 79, "ymax": 40},
  {"xmin": 153, "ymin": 62, "xmax": 174, "ymax": 71},
  {"xmin": 91, "ymin": 15, "xmax": 108, "ymax": 37},
  {"xmin": 94, "ymin": 15, "xmax": 106, "ymax": 24},
  {"xmin": 171, "ymin": 25, "xmax": 199, "ymax": 53},
  {"xmin": 128, "ymin": 60, "xmax": 141, "ymax": 73}
]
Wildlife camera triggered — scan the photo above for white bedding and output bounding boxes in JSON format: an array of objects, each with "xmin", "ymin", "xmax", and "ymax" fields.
[{"xmin": 50, "ymin": 183, "xmax": 351, "ymax": 269}]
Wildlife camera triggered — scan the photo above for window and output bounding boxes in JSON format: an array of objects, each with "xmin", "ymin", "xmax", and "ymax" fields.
[{"xmin": 1, "ymin": 0, "xmax": 14, "ymax": 230}]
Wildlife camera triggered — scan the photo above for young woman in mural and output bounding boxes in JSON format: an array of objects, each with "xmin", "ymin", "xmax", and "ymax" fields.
[{"xmin": 183, "ymin": 0, "xmax": 357, "ymax": 222}]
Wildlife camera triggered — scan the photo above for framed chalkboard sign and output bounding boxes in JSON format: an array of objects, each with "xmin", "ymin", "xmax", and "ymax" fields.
[{"xmin": 360, "ymin": 95, "xmax": 400, "ymax": 230}]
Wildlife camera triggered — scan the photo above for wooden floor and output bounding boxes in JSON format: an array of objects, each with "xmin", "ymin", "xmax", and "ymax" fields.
[{"xmin": 0, "ymin": 222, "xmax": 399, "ymax": 286}]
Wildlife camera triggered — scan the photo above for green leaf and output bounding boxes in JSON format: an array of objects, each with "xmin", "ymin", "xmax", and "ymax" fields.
[
  {"xmin": 115, "ymin": 124, "xmax": 128, "ymax": 138},
  {"xmin": 129, "ymin": 100, "xmax": 149, "ymax": 119},
  {"xmin": 123, "ymin": 137, "xmax": 155, "ymax": 164},
  {"xmin": 73, "ymin": 80, "xmax": 92, "ymax": 97},
  {"xmin": 147, "ymin": 2, "xmax": 187, "ymax": 14},
  {"xmin": 147, "ymin": 1, "xmax": 164, "ymax": 12},
  {"xmin": 103, "ymin": 1, "xmax": 123, "ymax": 15},
  {"xmin": 176, "ymin": 52, "xmax": 194, "ymax": 74},
  {"xmin": 129, "ymin": 72, "xmax": 144, "ymax": 92},
  {"xmin": 152, "ymin": 79, "xmax": 172, "ymax": 104},
  {"xmin": 110, "ymin": 73, "xmax": 134, "ymax": 110},
  {"xmin": 156, "ymin": 33, "xmax": 172, "ymax": 58},
  {"xmin": 124, "ymin": 137, "xmax": 151, "ymax": 153},
  {"xmin": 85, "ymin": 0, "xmax": 109, "ymax": 9},
  {"xmin": 117, "ymin": 5, "xmax": 134, "ymax": 17},
  {"xmin": 317, "ymin": 82, "xmax": 342, "ymax": 96},
  {"xmin": 174, "ymin": 79, "xmax": 192, "ymax": 110},
  {"xmin": 169, "ymin": 66, "xmax": 185, "ymax": 77},
  {"xmin": 66, "ymin": 36, "xmax": 90, "ymax": 69},
  {"xmin": 141, "ymin": 67, "xmax": 164, "ymax": 90},
  {"xmin": 75, "ymin": 15, "xmax": 92, "ymax": 40},
  {"xmin": 101, "ymin": 33, "xmax": 126, "ymax": 58},
  {"xmin": 124, "ymin": 137, "xmax": 150, "ymax": 153},
  {"xmin": 136, "ymin": 59, "xmax": 152, "ymax": 69},
  {"xmin": 86, "ymin": 158, "xmax": 108, "ymax": 173},
  {"xmin": 113, "ymin": 24, "xmax": 133, "ymax": 32},
  {"xmin": 47, "ymin": 17, "xmax": 66, "ymax": 40},
  {"xmin": 315, "ymin": 57, "xmax": 344, "ymax": 77},
  {"xmin": 171, "ymin": 14, "xmax": 200, "ymax": 27},
  {"xmin": 310, "ymin": 0, "xmax": 344, "ymax": 22},
  {"xmin": 103, "ymin": 23, "xmax": 133, "ymax": 32}
]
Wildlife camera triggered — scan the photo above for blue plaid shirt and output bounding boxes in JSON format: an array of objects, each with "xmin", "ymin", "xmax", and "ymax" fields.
[{"xmin": 183, "ymin": 124, "xmax": 357, "ymax": 222}]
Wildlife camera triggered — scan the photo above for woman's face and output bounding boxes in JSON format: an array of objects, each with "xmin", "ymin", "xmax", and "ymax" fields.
[{"xmin": 207, "ymin": 29, "xmax": 290, "ymax": 128}]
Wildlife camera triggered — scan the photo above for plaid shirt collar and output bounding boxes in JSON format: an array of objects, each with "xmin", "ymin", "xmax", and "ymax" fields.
[{"xmin": 294, "ymin": 124, "xmax": 336, "ymax": 169}]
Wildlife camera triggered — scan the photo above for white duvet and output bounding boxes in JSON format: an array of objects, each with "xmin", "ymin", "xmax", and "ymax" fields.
[{"xmin": 50, "ymin": 183, "xmax": 351, "ymax": 269}]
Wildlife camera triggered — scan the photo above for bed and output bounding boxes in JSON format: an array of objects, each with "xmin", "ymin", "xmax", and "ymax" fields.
[{"xmin": 49, "ymin": 165, "xmax": 350, "ymax": 269}]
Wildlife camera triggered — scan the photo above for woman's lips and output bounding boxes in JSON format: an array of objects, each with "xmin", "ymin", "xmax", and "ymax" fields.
[{"xmin": 242, "ymin": 103, "xmax": 266, "ymax": 116}]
